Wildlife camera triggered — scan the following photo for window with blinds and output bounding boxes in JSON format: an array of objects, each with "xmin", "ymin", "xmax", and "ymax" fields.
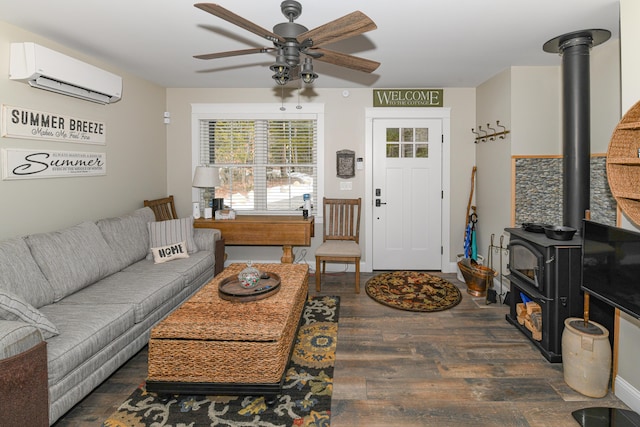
[{"xmin": 198, "ymin": 117, "xmax": 318, "ymax": 214}]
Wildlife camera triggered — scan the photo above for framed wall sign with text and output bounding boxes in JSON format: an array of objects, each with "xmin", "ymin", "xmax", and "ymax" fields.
[
  {"xmin": 1, "ymin": 105, "xmax": 106, "ymax": 145},
  {"xmin": 1, "ymin": 148, "xmax": 106, "ymax": 180}
]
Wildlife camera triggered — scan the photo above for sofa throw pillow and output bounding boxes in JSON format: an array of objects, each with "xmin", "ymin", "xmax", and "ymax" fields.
[
  {"xmin": 151, "ymin": 241, "xmax": 190, "ymax": 264},
  {"xmin": 146, "ymin": 217, "xmax": 198, "ymax": 260},
  {"xmin": 0, "ymin": 289, "xmax": 59, "ymax": 339}
]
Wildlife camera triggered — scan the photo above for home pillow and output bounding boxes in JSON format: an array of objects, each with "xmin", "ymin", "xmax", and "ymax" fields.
[
  {"xmin": 146, "ymin": 217, "xmax": 198, "ymax": 260},
  {"xmin": 151, "ymin": 241, "xmax": 190, "ymax": 264},
  {"xmin": 0, "ymin": 289, "xmax": 59, "ymax": 339}
]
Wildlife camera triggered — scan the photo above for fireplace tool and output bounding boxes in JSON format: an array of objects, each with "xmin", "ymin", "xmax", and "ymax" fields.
[{"xmin": 486, "ymin": 234, "xmax": 508, "ymax": 305}]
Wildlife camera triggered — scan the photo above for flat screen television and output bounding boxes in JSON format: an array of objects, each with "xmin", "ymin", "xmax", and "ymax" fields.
[{"xmin": 582, "ymin": 220, "xmax": 640, "ymax": 319}]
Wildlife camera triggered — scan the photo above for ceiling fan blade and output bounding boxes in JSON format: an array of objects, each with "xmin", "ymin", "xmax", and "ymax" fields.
[
  {"xmin": 194, "ymin": 47, "xmax": 274, "ymax": 60},
  {"xmin": 310, "ymin": 48, "xmax": 380, "ymax": 73},
  {"xmin": 297, "ymin": 11, "xmax": 377, "ymax": 48},
  {"xmin": 195, "ymin": 3, "xmax": 285, "ymax": 44}
]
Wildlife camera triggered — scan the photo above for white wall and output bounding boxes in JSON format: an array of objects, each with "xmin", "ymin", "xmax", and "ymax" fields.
[
  {"xmin": 0, "ymin": 21, "xmax": 167, "ymax": 240},
  {"xmin": 166, "ymin": 87, "xmax": 476, "ymax": 268},
  {"xmin": 475, "ymin": 68, "xmax": 512, "ymax": 273},
  {"xmin": 614, "ymin": 0, "xmax": 640, "ymax": 414}
]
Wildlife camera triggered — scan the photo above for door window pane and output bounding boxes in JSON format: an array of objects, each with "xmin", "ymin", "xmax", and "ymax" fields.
[
  {"xmin": 416, "ymin": 144, "xmax": 429, "ymax": 158},
  {"xmin": 402, "ymin": 128, "xmax": 414, "ymax": 142},
  {"xmin": 415, "ymin": 128, "xmax": 429, "ymax": 142},
  {"xmin": 386, "ymin": 128, "xmax": 399, "ymax": 142},
  {"xmin": 386, "ymin": 144, "xmax": 399, "ymax": 158}
]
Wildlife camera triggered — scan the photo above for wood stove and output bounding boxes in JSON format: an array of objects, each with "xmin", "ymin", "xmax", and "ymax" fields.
[
  {"xmin": 505, "ymin": 227, "xmax": 583, "ymax": 362},
  {"xmin": 505, "ymin": 227, "xmax": 614, "ymax": 362}
]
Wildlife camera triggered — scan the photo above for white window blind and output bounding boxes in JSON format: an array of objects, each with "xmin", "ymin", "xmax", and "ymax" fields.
[{"xmin": 198, "ymin": 117, "xmax": 318, "ymax": 214}]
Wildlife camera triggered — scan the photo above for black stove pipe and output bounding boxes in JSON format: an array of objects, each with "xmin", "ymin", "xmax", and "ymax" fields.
[{"xmin": 543, "ymin": 30, "xmax": 610, "ymax": 231}]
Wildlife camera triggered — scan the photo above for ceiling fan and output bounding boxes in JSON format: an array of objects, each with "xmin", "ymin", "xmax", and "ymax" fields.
[{"xmin": 194, "ymin": 1, "xmax": 380, "ymax": 85}]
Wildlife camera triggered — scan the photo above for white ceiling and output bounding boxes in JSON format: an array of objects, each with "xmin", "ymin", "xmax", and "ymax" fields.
[{"xmin": 0, "ymin": 0, "xmax": 620, "ymax": 89}]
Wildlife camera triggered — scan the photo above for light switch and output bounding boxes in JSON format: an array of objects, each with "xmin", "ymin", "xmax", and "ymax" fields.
[{"xmin": 340, "ymin": 181, "xmax": 352, "ymax": 190}]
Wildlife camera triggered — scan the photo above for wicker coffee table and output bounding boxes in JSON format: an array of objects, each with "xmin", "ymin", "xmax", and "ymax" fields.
[{"xmin": 146, "ymin": 263, "xmax": 308, "ymax": 397}]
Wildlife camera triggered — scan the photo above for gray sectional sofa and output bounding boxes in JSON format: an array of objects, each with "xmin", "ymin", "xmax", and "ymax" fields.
[{"xmin": 0, "ymin": 207, "xmax": 222, "ymax": 425}]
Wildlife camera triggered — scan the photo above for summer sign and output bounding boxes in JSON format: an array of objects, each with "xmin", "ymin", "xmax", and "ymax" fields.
[
  {"xmin": 1, "ymin": 148, "xmax": 106, "ymax": 180},
  {"xmin": 1, "ymin": 105, "xmax": 106, "ymax": 144}
]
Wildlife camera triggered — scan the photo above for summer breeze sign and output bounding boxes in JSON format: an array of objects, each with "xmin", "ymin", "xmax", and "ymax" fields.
[
  {"xmin": 2, "ymin": 105, "xmax": 106, "ymax": 144},
  {"xmin": 373, "ymin": 89, "xmax": 443, "ymax": 107},
  {"xmin": 1, "ymin": 148, "xmax": 106, "ymax": 180}
]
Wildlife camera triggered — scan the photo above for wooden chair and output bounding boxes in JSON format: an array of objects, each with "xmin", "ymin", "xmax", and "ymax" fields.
[
  {"xmin": 315, "ymin": 197, "xmax": 362, "ymax": 293},
  {"xmin": 144, "ymin": 195, "xmax": 178, "ymax": 221}
]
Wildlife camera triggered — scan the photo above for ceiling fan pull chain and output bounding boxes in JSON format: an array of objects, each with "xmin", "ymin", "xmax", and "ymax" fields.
[{"xmin": 280, "ymin": 87, "xmax": 285, "ymax": 111}]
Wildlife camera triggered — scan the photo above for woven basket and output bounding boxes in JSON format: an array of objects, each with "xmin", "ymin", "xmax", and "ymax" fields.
[{"xmin": 606, "ymin": 99, "xmax": 640, "ymax": 225}]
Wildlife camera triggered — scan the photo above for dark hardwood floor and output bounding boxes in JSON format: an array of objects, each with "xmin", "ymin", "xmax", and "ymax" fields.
[{"xmin": 54, "ymin": 270, "xmax": 630, "ymax": 426}]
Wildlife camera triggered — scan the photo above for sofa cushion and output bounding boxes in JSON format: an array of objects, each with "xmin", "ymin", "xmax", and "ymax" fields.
[
  {"xmin": 125, "ymin": 250, "xmax": 213, "ymax": 287},
  {"xmin": 96, "ymin": 213, "xmax": 149, "ymax": 271},
  {"xmin": 146, "ymin": 217, "xmax": 198, "ymax": 260},
  {"xmin": 25, "ymin": 222, "xmax": 121, "ymax": 302},
  {"xmin": 133, "ymin": 206, "xmax": 156, "ymax": 224},
  {"xmin": 151, "ymin": 241, "xmax": 189, "ymax": 264},
  {"xmin": 0, "ymin": 237, "xmax": 54, "ymax": 308},
  {"xmin": 39, "ymin": 303, "xmax": 135, "ymax": 384},
  {"xmin": 58, "ymin": 271, "xmax": 184, "ymax": 323},
  {"xmin": 0, "ymin": 290, "xmax": 59, "ymax": 338}
]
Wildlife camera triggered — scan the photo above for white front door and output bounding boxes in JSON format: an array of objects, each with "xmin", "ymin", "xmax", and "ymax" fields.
[{"xmin": 372, "ymin": 118, "xmax": 442, "ymax": 270}]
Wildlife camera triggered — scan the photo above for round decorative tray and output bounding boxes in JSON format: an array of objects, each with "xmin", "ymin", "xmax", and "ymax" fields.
[{"xmin": 218, "ymin": 272, "xmax": 281, "ymax": 302}]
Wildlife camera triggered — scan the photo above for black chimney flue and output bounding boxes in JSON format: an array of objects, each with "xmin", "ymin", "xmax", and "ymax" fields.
[{"xmin": 543, "ymin": 29, "xmax": 610, "ymax": 231}]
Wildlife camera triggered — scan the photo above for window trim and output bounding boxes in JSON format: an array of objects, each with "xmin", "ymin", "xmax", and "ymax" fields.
[{"xmin": 191, "ymin": 103, "xmax": 325, "ymax": 216}]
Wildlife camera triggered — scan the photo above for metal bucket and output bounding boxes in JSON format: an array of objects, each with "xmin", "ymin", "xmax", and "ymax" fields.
[
  {"xmin": 456, "ymin": 254, "xmax": 484, "ymax": 282},
  {"xmin": 457, "ymin": 258, "xmax": 496, "ymax": 297}
]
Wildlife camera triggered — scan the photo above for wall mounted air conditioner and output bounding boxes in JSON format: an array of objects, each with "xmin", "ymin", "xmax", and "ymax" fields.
[{"xmin": 9, "ymin": 42, "xmax": 122, "ymax": 104}]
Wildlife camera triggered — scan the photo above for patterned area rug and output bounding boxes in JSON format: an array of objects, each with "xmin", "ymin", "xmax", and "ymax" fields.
[
  {"xmin": 365, "ymin": 271, "xmax": 462, "ymax": 312},
  {"xmin": 103, "ymin": 296, "xmax": 339, "ymax": 427}
]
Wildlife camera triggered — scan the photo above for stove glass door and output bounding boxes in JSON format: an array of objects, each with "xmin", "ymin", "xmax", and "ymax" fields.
[{"xmin": 509, "ymin": 239, "xmax": 544, "ymax": 292}]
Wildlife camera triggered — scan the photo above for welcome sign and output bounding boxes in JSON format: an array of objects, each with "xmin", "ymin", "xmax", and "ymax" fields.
[
  {"xmin": 2, "ymin": 148, "xmax": 106, "ymax": 180},
  {"xmin": 1, "ymin": 105, "xmax": 106, "ymax": 144},
  {"xmin": 373, "ymin": 89, "xmax": 443, "ymax": 107}
]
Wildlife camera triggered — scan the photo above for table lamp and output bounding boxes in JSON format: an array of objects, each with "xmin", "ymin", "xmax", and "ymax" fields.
[{"xmin": 192, "ymin": 166, "xmax": 220, "ymax": 218}]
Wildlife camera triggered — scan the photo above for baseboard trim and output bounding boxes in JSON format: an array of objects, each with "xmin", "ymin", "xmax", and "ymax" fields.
[{"xmin": 615, "ymin": 375, "xmax": 640, "ymax": 414}]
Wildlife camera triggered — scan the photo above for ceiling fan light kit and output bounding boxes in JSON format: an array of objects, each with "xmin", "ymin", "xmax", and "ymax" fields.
[{"xmin": 194, "ymin": 1, "xmax": 379, "ymax": 86}]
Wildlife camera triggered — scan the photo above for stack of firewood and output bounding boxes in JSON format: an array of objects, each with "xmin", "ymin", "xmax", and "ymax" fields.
[{"xmin": 516, "ymin": 301, "xmax": 542, "ymax": 341}]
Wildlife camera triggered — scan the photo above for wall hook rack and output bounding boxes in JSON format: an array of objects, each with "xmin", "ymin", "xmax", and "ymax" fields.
[
  {"xmin": 496, "ymin": 120, "xmax": 509, "ymax": 139},
  {"xmin": 478, "ymin": 125, "xmax": 488, "ymax": 142},
  {"xmin": 486, "ymin": 123, "xmax": 496, "ymax": 141},
  {"xmin": 472, "ymin": 120, "xmax": 510, "ymax": 143}
]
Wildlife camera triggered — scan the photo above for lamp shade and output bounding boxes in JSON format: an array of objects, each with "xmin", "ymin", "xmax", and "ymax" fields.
[{"xmin": 192, "ymin": 166, "xmax": 221, "ymax": 188}]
